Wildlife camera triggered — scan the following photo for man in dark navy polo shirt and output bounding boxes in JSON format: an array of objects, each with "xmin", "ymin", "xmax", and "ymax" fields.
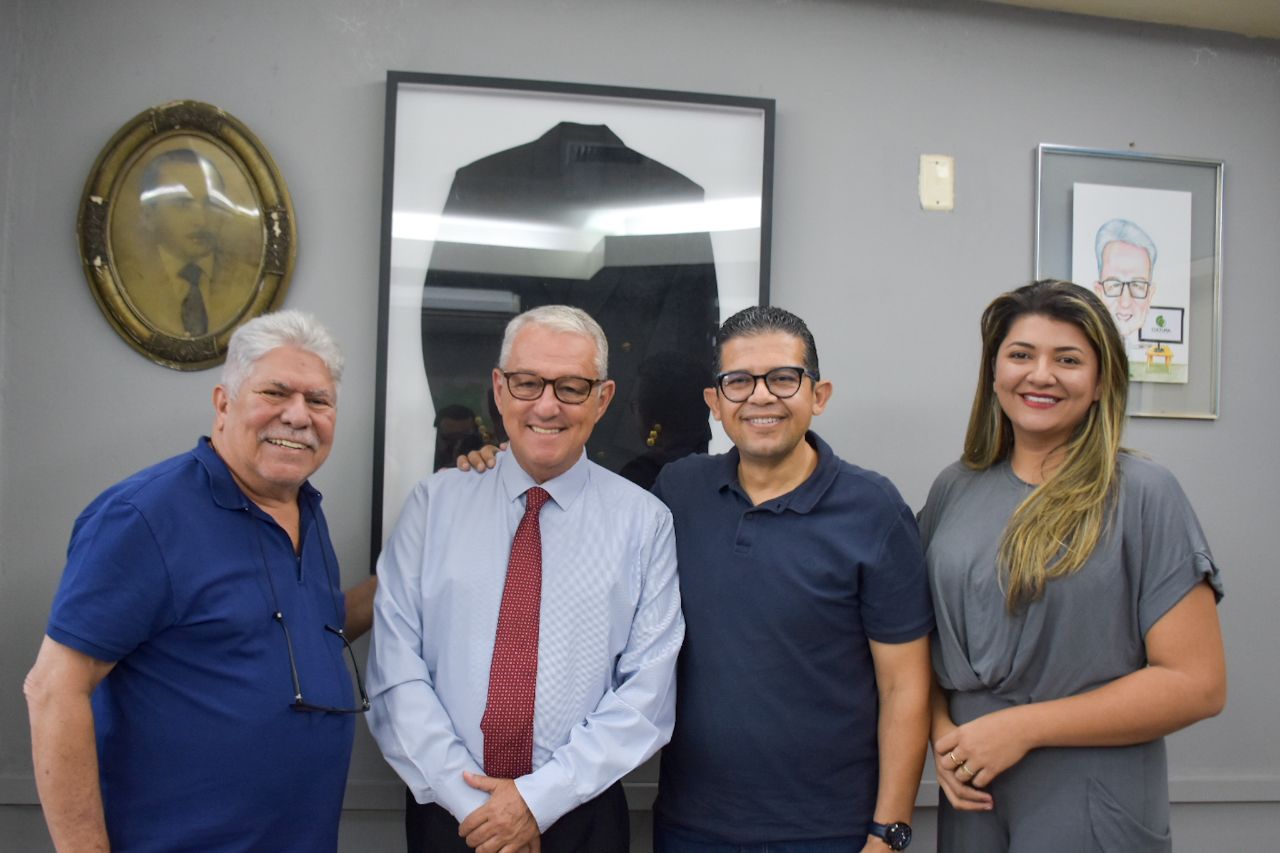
[
  {"xmin": 651, "ymin": 306, "xmax": 933, "ymax": 852},
  {"xmin": 25, "ymin": 311, "xmax": 377, "ymax": 852},
  {"xmin": 455, "ymin": 306, "xmax": 934, "ymax": 851}
]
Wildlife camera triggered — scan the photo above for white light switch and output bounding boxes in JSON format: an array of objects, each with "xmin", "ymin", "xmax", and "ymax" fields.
[{"xmin": 919, "ymin": 154, "xmax": 955, "ymax": 212}]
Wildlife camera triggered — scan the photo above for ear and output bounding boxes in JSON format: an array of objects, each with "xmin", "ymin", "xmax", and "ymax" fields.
[
  {"xmin": 810, "ymin": 379, "xmax": 834, "ymax": 416},
  {"xmin": 703, "ymin": 386, "xmax": 723, "ymax": 423},
  {"xmin": 590, "ymin": 380, "xmax": 617, "ymax": 423},
  {"xmin": 212, "ymin": 385, "xmax": 230, "ymax": 432},
  {"xmin": 1092, "ymin": 281, "xmax": 1105, "ymax": 297},
  {"xmin": 491, "ymin": 368, "xmax": 506, "ymax": 416}
]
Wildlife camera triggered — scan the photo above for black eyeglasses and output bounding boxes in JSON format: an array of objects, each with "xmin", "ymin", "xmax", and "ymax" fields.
[
  {"xmin": 715, "ymin": 366, "xmax": 817, "ymax": 403},
  {"xmin": 1099, "ymin": 278, "xmax": 1151, "ymax": 299},
  {"xmin": 274, "ymin": 612, "xmax": 370, "ymax": 714},
  {"xmin": 502, "ymin": 371, "xmax": 605, "ymax": 405}
]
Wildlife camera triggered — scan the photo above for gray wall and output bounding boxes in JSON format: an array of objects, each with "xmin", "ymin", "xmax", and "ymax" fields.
[{"xmin": 3, "ymin": 0, "xmax": 1277, "ymax": 850}]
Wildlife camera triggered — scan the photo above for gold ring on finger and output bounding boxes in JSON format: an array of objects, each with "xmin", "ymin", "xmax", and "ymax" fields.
[
  {"xmin": 948, "ymin": 751, "xmax": 962, "ymax": 768},
  {"xmin": 958, "ymin": 761, "xmax": 975, "ymax": 778}
]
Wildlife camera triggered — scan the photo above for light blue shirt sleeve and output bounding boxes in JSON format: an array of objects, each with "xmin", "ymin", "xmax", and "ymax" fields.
[
  {"xmin": 365, "ymin": 480, "xmax": 489, "ymax": 821},
  {"xmin": 365, "ymin": 454, "xmax": 684, "ymax": 831}
]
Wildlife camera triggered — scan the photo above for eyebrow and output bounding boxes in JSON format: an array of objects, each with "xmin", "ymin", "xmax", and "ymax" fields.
[
  {"xmin": 1003, "ymin": 340, "xmax": 1087, "ymax": 354},
  {"xmin": 259, "ymin": 380, "xmax": 334, "ymax": 400}
]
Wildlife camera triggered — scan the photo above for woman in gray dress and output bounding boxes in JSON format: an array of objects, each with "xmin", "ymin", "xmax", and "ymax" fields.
[{"xmin": 918, "ymin": 280, "xmax": 1225, "ymax": 852}]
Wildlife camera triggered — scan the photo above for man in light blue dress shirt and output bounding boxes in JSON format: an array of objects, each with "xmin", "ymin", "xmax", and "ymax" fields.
[{"xmin": 367, "ymin": 305, "xmax": 684, "ymax": 853}]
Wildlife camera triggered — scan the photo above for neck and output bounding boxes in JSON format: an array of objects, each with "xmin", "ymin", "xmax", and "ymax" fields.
[
  {"xmin": 209, "ymin": 437, "xmax": 302, "ymax": 535},
  {"xmin": 1009, "ymin": 439, "xmax": 1067, "ymax": 485},
  {"xmin": 736, "ymin": 436, "xmax": 819, "ymax": 505}
]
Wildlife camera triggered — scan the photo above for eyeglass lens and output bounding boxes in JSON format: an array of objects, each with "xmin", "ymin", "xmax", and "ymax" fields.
[
  {"xmin": 1100, "ymin": 278, "xmax": 1150, "ymax": 299},
  {"xmin": 504, "ymin": 372, "xmax": 596, "ymax": 404},
  {"xmin": 718, "ymin": 367, "xmax": 807, "ymax": 402}
]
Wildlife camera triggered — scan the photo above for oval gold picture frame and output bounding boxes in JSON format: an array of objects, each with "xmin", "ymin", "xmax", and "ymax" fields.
[{"xmin": 77, "ymin": 100, "xmax": 296, "ymax": 370}]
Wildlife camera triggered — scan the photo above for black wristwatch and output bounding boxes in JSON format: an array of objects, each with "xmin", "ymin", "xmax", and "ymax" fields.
[{"xmin": 867, "ymin": 821, "xmax": 912, "ymax": 850}]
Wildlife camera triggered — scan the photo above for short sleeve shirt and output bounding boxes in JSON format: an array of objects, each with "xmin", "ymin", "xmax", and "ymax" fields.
[
  {"xmin": 652, "ymin": 432, "xmax": 933, "ymax": 842},
  {"xmin": 46, "ymin": 439, "xmax": 355, "ymax": 853},
  {"xmin": 919, "ymin": 454, "xmax": 1222, "ymax": 706}
]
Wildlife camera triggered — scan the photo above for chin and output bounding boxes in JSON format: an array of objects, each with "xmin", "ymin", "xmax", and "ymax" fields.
[
  {"xmin": 510, "ymin": 448, "xmax": 565, "ymax": 479},
  {"xmin": 742, "ymin": 439, "xmax": 796, "ymax": 461}
]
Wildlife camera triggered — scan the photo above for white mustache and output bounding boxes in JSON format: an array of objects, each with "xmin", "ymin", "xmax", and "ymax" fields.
[{"xmin": 260, "ymin": 431, "xmax": 316, "ymax": 449}]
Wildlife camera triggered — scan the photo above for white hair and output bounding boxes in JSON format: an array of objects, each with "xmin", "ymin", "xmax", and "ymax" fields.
[
  {"xmin": 498, "ymin": 305, "xmax": 608, "ymax": 378},
  {"xmin": 1094, "ymin": 218, "xmax": 1157, "ymax": 272},
  {"xmin": 220, "ymin": 310, "xmax": 344, "ymax": 399}
]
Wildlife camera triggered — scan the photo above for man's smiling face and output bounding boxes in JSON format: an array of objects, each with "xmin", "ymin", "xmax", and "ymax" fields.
[
  {"xmin": 1094, "ymin": 239, "xmax": 1155, "ymax": 341},
  {"xmin": 211, "ymin": 345, "xmax": 336, "ymax": 505},
  {"xmin": 492, "ymin": 324, "xmax": 614, "ymax": 484},
  {"xmin": 704, "ymin": 331, "xmax": 830, "ymax": 468}
]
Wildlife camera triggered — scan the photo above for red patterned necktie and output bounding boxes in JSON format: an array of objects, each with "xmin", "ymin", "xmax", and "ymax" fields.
[{"xmin": 480, "ymin": 486, "xmax": 550, "ymax": 778}]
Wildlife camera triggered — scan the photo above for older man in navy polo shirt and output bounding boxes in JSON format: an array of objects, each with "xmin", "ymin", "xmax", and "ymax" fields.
[
  {"xmin": 25, "ymin": 311, "xmax": 376, "ymax": 852},
  {"xmin": 651, "ymin": 306, "xmax": 933, "ymax": 853}
]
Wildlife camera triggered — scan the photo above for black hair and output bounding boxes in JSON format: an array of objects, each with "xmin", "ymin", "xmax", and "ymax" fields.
[
  {"xmin": 713, "ymin": 305, "xmax": 819, "ymax": 379},
  {"xmin": 140, "ymin": 147, "xmax": 224, "ymax": 201}
]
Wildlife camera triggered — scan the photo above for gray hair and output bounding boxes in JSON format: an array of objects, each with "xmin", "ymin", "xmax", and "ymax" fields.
[
  {"xmin": 498, "ymin": 305, "xmax": 609, "ymax": 379},
  {"xmin": 1094, "ymin": 218, "xmax": 1157, "ymax": 272},
  {"xmin": 220, "ymin": 310, "xmax": 344, "ymax": 399}
]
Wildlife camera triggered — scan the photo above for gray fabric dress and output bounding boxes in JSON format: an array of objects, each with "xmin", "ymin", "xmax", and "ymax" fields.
[{"xmin": 918, "ymin": 454, "xmax": 1222, "ymax": 853}]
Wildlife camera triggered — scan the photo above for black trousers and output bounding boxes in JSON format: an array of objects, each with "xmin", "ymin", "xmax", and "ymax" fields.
[{"xmin": 405, "ymin": 781, "xmax": 630, "ymax": 853}]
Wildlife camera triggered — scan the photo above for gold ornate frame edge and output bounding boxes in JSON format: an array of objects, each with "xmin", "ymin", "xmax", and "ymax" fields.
[{"xmin": 77, "ymin": 100, "xmax": 296, "ymax": 371}]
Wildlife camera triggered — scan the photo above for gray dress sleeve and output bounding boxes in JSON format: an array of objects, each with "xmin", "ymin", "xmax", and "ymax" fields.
[{"xmin": 922, "ymin": 454, "xmax": 1222, "ymax": 704}]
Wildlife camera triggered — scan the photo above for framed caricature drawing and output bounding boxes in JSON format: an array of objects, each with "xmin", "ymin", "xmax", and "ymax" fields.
[{"xmin": 1035, "ymin": 144, "xmax": 1223, "ymax": 419}]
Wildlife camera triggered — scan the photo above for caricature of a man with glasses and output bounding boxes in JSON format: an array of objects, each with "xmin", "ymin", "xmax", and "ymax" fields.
[{"xmin": 1092, "ymin": 217, "xmax": 1158, "ymax": 358}]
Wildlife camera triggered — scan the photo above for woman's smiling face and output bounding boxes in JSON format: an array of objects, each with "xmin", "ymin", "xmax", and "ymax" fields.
[{"xmin": 993, "ymin": 313, "xmax": 1101, "ymax": 451}]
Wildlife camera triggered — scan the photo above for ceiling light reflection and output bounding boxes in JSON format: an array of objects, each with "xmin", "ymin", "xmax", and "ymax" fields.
[{"xmin": 393, "ymin": 196, "xmax": 759, "ymax": 252}]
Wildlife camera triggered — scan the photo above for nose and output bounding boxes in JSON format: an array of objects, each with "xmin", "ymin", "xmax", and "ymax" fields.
[
  {"xmin": 746, "ymin": 375, "xmax": 778, "ymax": 404},
  {"xmin": 1027, "ymin": 356, "xmax": 1056, "ymax": 385},
  {"xmin": 531, "ymin": 382, "xmax": 562, "ymax": 416},
  {"xmin": 1116, "ymin": 284, "xmax": 1136, "ymax": 307},
  {"xmin": 183, "ymin": 200, "xmax": 211, "ymax": 227},
  {"xmin": 279, "ymin": 392, "xmax": 312, "ymax": 426}
]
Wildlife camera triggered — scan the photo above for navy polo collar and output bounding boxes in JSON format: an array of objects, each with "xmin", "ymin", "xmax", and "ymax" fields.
[
  {"xmin": 715, "ymin": 431, "xmax": 842, "ymax": 514},
  {"xmin": 193, "ymin": 436, "xmax": 321, "ymax": 512}
]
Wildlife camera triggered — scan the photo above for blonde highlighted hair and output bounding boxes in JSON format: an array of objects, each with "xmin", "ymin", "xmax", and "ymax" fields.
[{"xmin": 963, "ymin": 280, "xmax": 1129, "ymax": 609}]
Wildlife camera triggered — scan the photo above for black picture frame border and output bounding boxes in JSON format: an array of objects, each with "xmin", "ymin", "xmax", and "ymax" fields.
[{"xmin": 370, "ymin": 71, "xmax": 776, "ymax": 561}]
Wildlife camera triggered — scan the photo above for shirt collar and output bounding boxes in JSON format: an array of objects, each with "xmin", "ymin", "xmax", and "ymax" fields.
[
  {"xmin": 497, "ymin": 448, "xmax": 589, "ymax": 512},
  {"xmin": 714, "ymin": 431, "xmax": 840, "ymax": 515},
  {"xmin": 193, "ymin": 436, "xmax": 320, "ymax": 511},
  {"xmin": 713, "ymin": 445, "xmax": 743, "ymax": 492}
]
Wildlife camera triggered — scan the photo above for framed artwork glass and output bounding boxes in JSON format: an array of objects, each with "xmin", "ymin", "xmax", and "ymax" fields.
[
  {"xmin": 1035, "ymin": 143, "xmax": 1223, "ymax": 419},
  {"xmin": 372, "ymin": 72, "xmax": 774, "ymax": 547},
  {"xmin": 77, "ymin": 100, "xmax": 295, "ymax": 370}
]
